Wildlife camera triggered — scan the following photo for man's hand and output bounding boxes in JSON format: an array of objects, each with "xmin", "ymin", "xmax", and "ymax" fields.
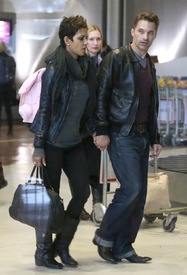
[
  {"xmin": 150, "ymin": 144, "xmax": 162, "ymax": 157},
  {"xmin": 93, "ymin": 135, "xmax": 110, "ymax": 151}
]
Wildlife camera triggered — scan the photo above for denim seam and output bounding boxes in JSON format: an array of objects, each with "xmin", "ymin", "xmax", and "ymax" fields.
[
  {"xmin": 115, "ymin": 249, "xmax": 135, "ymax": 259},
  {"xmin": 94, "ymin": 234, "xmax": 113, "ymax": 248}
]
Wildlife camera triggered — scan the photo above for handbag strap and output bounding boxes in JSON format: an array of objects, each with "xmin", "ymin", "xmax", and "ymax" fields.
[
  {"xmin": 27, "ymin": 165, "xmax": 54, "ymax": 189},
  {"xmin": 40, "ymin": 165, "xmax": 54, "ymax": 189},
  {"xmin": 28, "ymin": 166, "xmax": 43, "ymax": 184}
]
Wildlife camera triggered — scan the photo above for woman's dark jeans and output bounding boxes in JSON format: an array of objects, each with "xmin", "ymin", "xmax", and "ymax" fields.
[{"xmin": 44, "ymin": 142, "xmax": 90, "ymax": 220}]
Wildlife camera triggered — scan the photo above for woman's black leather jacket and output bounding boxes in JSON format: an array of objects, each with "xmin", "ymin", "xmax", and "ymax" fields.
[
  {"xmin": 30, "ymin": 62, "xmax": 96, "ymax": 148},
  {"xmin": 95, "ymin": 44, "xmax": 160, "ymax": 146}
]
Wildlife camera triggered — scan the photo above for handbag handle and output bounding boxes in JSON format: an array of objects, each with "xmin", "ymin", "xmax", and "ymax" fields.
[
  {"xmin": 27, "ymin": 165, "xmax": 54, "ymax": 189},
  {"xmin": 28, "ymin": 166, "xmax": 43, "ymax": 184}
]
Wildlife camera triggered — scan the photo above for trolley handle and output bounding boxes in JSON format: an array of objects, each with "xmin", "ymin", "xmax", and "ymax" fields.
[{"xmin": 150, "ymin": 155, "xmax": 158, "ymax": 173}]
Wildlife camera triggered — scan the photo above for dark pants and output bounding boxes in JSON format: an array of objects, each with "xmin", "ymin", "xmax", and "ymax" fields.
[
  {"xmin": 0, "ymin": 84, "xmax": 13, "ymax": 131},
  {"xmin": 69, "ymin": 136, "xmax": 102, "ymax": 205},
  {"xmin": 82, "ymin": 135, "xmax": 101, "ymax": 188},
  {"xmin": 94, "ymin": 130, "xmax": 150, "ymax": 258},
  {"xmin": 44, "ymin": 143, "xmax": 90, "ymax": 220}
]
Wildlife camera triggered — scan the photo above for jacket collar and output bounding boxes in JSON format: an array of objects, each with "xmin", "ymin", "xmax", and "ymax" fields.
[{"xmin": 126, "ymin": 43, "xmax": 151, "ymax": 63}]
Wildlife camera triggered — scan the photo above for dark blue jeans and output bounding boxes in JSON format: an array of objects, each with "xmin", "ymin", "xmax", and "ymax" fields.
[{"xmin": 94, "ymin": 130, "xmax": 150, "ymax": 258}]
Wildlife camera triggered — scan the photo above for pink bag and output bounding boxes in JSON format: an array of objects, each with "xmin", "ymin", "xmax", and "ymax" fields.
[{"xmin": 18, "ymin": 68, "xmax": 46, "ymax": 123}]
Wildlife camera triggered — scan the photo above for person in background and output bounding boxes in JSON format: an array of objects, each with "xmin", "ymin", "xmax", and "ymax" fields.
[
  {"xmin": 84, "ymin": 24, "xmax": 104, "ymax": 215},
  {"xmin": 0, "ymin": 41, "xmax": 16, "ymax": 137},
  {"xmin": 30, "ymin": 15, "xmax": 96, "ymax": 269},
  {"xmin": 100, "ymin": 38, "xmax": 112, "ymax": 58},
  {"xmin": 86, "ymin": 25, "xmax": 103, "ymax": 68},
  {"xmin": 0, "ymin": 162, "xmax": 8, "ymax": 189},
  {"xmin": 69, "ymin": 24, "xmax": 103, "ymax": 221},
  {"xmin": 85, "ymin": 25, "xmax": 103, "ymax": 209},
  {"xmin": 93, "ymin": 12, "xmax": 162, "ymax": 264}
]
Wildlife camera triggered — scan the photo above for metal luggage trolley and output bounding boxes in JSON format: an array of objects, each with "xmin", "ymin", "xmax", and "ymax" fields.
[
  {"xmin": 92, "ymin": 149, "xmax": 187, "ymax": 232},
  {"xmin": 172, "ymin": 76, "xmax": 187, "ymax": 146},
  {"xmin": 91, "ymin": 149, "xmax": 118, "ymax": 226},
  {"xmin": 144, "ymin": 156, "xmax": 187, "ymax": 232},
  {"xmin": 158, "ymin": 76, "xmax": 187, "ymax": 146},
  {"xmin": 157, "ymin": 76, "xmax": 172, "ymax": 146}
]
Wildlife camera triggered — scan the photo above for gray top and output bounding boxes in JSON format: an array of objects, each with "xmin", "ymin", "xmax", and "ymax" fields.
[{"xmin": 52, "ymin": 79, "xmax": 89, "ymax": 148}]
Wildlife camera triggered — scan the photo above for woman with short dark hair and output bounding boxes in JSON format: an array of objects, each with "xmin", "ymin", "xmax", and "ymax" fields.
[{"xmin": 30, "ymin": 15, "xmax": 97, "ymax": 269}]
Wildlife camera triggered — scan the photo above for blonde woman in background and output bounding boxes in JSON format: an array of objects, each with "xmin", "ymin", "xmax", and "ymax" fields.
[
  {"xmin": 69, "ymin": 25, "xmax": 104, "ymax": 221},
  {"xmin": 86, "ymin": 25, "xmax": 103, "ymax": 70}
]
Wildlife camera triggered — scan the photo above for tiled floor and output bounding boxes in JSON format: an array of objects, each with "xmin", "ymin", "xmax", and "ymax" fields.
[{"xmin": 1, "ymin": 124, "xmax": 187, "ymax": 275}]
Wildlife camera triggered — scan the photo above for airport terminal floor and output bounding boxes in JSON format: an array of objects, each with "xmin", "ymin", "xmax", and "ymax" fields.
[{"xmin": 0, "ymin": 124, "xmax": 187, "ymax": 275}]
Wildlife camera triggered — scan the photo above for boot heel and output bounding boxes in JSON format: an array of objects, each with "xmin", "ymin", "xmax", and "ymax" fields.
[
  {"xmin": 35, "ymin": 255, "xmax": 43, "ymax": 266},
  {"xmin": 57, "ymin": 248, "xmax": 78, "ymax": 267}
]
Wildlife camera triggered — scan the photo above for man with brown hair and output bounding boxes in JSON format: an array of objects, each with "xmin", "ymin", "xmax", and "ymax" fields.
[{"xmin": 93, "ymin": 12, "xmax": 162, "ymax": 264}]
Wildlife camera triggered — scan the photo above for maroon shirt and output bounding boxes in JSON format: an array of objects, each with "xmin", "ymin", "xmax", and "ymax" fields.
[{"xmin": 134, "ymin": 59, "xmax": 153, "ymax": 124}]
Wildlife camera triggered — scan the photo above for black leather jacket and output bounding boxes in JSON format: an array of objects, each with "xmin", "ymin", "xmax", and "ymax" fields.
[
  {"xmin": 30, "ymin": 62, "xmax": 96, "ymax": 148},
  {"xmin": 95, "ymin": 44, "xmax": 160, "ymax": 146}
]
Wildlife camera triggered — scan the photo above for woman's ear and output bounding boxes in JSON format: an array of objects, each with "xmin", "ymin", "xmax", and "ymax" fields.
[{"xmin": 64, "ymin": 36, "xmax": 70, "ymax": 46}]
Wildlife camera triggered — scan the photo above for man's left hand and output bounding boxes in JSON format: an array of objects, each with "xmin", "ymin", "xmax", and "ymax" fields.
[{"xmin": 151, "ymin": 144, "xmax": 162, "ymax": 157}]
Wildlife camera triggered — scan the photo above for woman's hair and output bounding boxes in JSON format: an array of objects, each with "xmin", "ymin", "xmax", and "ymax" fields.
[
  {"xmin": 133, "ymin": 12, "xmax": 159, "ymax": 31},
  {"xmin": 0, "ymin": 41, "xmax": 8, "ymax": 53},
  {"xmin": 59, "ymin": 15, "xmax": 88, "ymax": 48},
  {"xmin": 87, "ymin": 25, "xmax": 102, "ymax": 37}
]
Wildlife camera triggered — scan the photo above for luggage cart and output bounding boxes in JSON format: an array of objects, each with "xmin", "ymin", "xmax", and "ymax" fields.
[
  {"xmin": 144, "ymin": 156, "xmax": 187, "ymax": 232},
  {"xmin": 158, "ymin": 77, "xmax": 172, "ymax": 146},
  {"xmin": 91, "ymin": 149, "xmax": 118, "ymax": 226},
  {"xmin": 158, "ymin": 76, "xmax": 187, "ymax": 146},
  {"xmin": 92, "ymin": 149, "xmax": 187, "ymax": 232},
  {"xmin": 172, "ymin": 76, "xmax": 187, "ymax": 146},
  {"xmin": 144, "ymin": 156, "xmax": 174, "ymax": 231}
]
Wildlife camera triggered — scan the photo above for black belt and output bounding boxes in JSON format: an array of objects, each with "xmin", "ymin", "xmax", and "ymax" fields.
[{"xmin": 132, "ymin": 123, "xmax": 147, "ymax": 133}]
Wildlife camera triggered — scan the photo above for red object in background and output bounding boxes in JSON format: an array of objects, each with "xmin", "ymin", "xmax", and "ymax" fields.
[{"xmin": 151, "ymin": 55, "xmax": 159, "ymax": 63}]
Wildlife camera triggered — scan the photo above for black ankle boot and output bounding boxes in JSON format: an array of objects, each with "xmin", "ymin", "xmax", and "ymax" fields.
[
  {"xmin": 35, "ymin": 245, "xmax": 63, "ymax": 269},
  {"xmin": 53, "ymin": 215, "xmax": 80, "ymax": 267},
  {"xmin": 35, "ymin": 230, "xmax": 63, "ymax": 269},
  {"xmin": 55, "ymin": 245, "xmax": 78, "ymax": 267}
]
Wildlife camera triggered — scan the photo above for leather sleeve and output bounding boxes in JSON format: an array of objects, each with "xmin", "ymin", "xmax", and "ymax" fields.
[
  {"xmin": 95, "ymin": 51, "xmax": 117, "ymax": 135},
  {"xmin": 30, "ymin": 65, "xmax": 55, "ymax": 148}
]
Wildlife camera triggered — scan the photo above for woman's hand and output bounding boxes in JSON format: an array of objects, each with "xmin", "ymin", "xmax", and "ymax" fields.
[
  {"xmin": 93, "ymin": 135, "xmax": 110, "ymax": 151},
  {"xmin": 32, "ymin": 156, "xmax": 46, "ymax": 167}
]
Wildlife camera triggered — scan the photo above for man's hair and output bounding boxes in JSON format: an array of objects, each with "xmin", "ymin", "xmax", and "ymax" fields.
[
  {"xmin": 59, "ymin": 15, "xmax": 88, "ymax": 48},
  {"xmin": 133, "ymin": 12, "xmax": 159, "ymax": 31}
]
